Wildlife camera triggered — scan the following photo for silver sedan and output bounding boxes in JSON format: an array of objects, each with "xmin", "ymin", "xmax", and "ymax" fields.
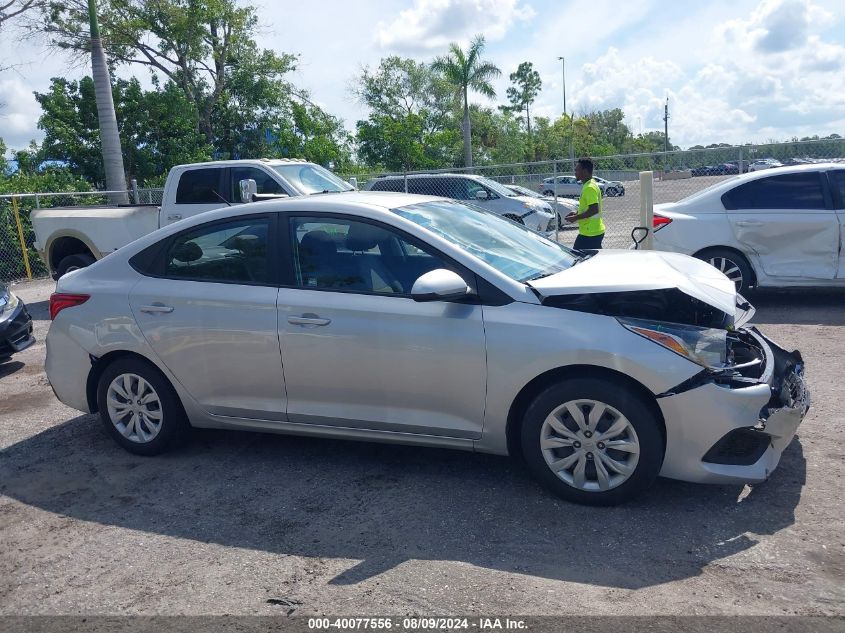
[{"xmin": 45, "ymin": 192, "xmax": 809, "ymax": 505}]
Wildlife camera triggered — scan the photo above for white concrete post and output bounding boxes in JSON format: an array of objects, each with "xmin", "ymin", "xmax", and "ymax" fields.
[{"xmin": 639, "ymin": 170, "xmax": 654, "ymax": 250}]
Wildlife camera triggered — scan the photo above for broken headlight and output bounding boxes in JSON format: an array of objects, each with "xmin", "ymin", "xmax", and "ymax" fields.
[{"xmin": 618, "ymin": 317, "xmax": 727, "ymax": 369}]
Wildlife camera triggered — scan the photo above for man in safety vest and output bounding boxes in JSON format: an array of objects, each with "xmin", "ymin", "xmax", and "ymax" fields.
[{"xmin": 565, "ymin": 157, "xmax": 606, "ymax": 249}]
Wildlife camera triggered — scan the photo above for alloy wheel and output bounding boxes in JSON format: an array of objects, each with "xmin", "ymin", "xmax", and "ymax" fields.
[
  {"xmin": 708, "ymin": 256, "xmax": 744, "ymax": 289},
  {"xmin": 540, "ymin": 399, "xmax": 641, "ymax": 492},
  {"xmin": 106, "ymin": 373, "xmax": 164, "ymax": 443}
]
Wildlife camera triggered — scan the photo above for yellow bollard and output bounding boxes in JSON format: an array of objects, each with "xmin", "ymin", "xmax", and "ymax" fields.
[{"xmin": 11, "ymin": 197, "xmax": 33, "ymax": 280}]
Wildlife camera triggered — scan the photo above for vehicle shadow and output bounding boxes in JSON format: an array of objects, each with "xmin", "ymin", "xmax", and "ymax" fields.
[
  {"xmin": 0, "ymin": 359, "xmax": 25, "ymax": 378},
  {"xmin": 24, "ymin": 299, "xmax": 49, "ymax": 321},
  {"xmin": 0, "ymin": 415, "xmax": 805, "ymax": 589},
  {"xmin": 749, "ymin": 288, "xmax": 845, "ymax": 326}
]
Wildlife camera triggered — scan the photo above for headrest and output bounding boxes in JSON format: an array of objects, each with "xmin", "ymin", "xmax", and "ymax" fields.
[
  {"xmin": 172, "ymin": 241, "xmax": 203, "ymax": 263},
  {"xmin": 345, "ymin": 223, "xmax": 391, "ymax": 252},
  {"xmin": 299, "ymin": 230, "xmax": 337, "ymax": 258}
]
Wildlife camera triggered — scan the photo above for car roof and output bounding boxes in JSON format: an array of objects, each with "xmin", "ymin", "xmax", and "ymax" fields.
[
  {"xmin": 372, "ymin": 172, "xmax": 486, "ymax": 181},
  {"xmin": 171, "ymin": 158, "xmax": 311, "ymax": 170}
]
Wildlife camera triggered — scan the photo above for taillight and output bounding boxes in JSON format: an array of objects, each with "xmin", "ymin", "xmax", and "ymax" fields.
[
  {"xmin": 49, "ymin": 293, "xmax": 90, "ymax": 320},
  {"xmin": 653, "ymin": 214, "xmax": 673, "ymax": 231}
]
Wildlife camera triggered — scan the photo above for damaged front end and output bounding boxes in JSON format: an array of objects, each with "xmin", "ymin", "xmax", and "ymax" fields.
[{"xmin": 540, "ymin": 287, "xmax": 810, "ymax": 484}]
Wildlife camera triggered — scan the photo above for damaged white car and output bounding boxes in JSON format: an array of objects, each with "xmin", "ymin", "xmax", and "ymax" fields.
[{"xmin": 45, "ymin": 193, "xmax": 809, "ymax": 505}]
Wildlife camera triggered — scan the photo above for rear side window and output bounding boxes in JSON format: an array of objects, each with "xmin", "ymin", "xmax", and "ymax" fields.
[
  {"xmin": 722, "ymin": 172, "xmax": 825, "ymax": 210},
  {"xmin": 175, "ymin": 168, "xmax": 224, "ymax": 204},
  {"xmin": 162, "ymin": 217, "xmax": 272, "ymax": 284}
]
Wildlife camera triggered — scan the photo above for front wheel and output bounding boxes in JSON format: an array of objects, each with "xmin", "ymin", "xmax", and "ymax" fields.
[
  {"xmin": 520, "ymin": 378, "xmax": 664, "ymax": 506},
  {"xmin": 97, "ymin": 357, "xmax": 190, "ymax": 456}
]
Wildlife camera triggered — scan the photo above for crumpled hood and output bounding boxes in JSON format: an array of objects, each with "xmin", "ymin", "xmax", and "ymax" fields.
[{"xmin": 527, "ymin": 249, "xmax": 737, "ymax": 316}]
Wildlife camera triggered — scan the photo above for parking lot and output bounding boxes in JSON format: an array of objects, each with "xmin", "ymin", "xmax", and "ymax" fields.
[
  {"xmin": 1, "ymin": 277, "xmax": 843, "ymax": 616},
  {"xmin": 549, "ymin": 174, "xmax": 731, "ymax": 249}
]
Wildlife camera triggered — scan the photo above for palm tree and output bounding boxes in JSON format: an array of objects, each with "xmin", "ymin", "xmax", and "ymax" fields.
[
  {"xmin": 88, "ymin": 0, "xmax": 128, "ymax": 203},
  {"xmin": 432, "ymin": 35, "xmax": 500, "ymax": 168}
]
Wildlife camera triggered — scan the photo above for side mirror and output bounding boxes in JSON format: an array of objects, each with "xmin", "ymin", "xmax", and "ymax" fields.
[
  {"xmin": 411, "ymin": 269, "xmax": 471, "ymax": 302},
  {"xmin": 475, "ymin": 189, "xmax": 489, "ymax": 200},
  {"xmin": 239, "ymin": 178, "xmax": 258, "ymax": 203}
]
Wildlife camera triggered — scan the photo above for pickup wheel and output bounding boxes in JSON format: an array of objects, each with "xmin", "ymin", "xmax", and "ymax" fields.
[{"xmin": 57, "ymin": 253, "xmax": 95, "ymax": 278}]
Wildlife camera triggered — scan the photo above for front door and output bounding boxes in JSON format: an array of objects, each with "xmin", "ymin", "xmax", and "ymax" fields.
[
  {"xmin": 130, "ymin": 214, "xmax": 286, "ymax": 420},
  {"xmin": 723, "ymin": 171, "xmax": 838, "ymax": 279},
  {"xmin": 277, "ymin": 215, "xmax": 487, "ymax": 438}
]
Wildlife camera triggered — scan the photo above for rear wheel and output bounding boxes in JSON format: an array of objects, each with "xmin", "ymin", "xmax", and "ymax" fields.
[
  {"xmin": 521, "ymin": 378, "xmax": 664, "ymax": 506},
  {"xmin": 696, "ymin": 248, "xmax": 753, "ymax": 295},
  {"xmin": 56, "ymin": 253, "xmax": 95, "ymax": 278},
  {"xmin": 96, "ymin": 357, "xmax": 189, "ymax": 455}
]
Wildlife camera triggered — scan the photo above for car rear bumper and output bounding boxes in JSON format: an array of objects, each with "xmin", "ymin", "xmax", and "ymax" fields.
[
  {"xmin": 657, "ymin": 328, "xmax": 809, "ymax": 485},
  {"xmin": 0, "ymin": 302, "xmax": 35, "ymax": 358},
  {"xmin": 45, "ymin": 324, "xmax": 93, "ymax": 413}
]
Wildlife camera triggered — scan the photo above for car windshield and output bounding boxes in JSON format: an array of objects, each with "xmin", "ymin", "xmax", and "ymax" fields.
[
  {"xmin": 474, "ymin": 176, "xmax": 518, "ymax": 198},
  {"xmin": 506, "ymin": 185, "xmax": 541, "ymax": 198},
  {"xmin": 272, "ymin": 163, "xmax": 354, "ymax": 194},
  {"xmin": 393, "ymin": 200, "xmax": 578, "ymax": 282}
]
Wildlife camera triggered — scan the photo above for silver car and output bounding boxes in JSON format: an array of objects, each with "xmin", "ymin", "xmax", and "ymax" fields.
[{"xmin": 46, "ymin": 193, "xmax": 809, "ymax": 505}]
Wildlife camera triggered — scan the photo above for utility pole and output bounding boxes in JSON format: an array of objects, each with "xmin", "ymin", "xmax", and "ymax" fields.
[
  {"xmin": 663, "ymin": 96, "xmax": 670, "ymax": 153},
  {"xmin": 557, "ymin": 56, "xmax": 566, "ymax": 116}
]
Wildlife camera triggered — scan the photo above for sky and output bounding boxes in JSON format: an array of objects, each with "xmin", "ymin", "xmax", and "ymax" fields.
[{"xmin": 1, "ymin": 0, "xmax": 844, "ymax": 153}]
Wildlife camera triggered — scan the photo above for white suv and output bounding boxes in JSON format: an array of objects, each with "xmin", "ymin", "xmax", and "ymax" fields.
[{"xmin": 364, "ymin": 173, "xmax": 556, "ymax": 234}]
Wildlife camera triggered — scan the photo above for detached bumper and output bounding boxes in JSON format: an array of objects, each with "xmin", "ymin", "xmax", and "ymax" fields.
[{"xmin": 657, "ymin": 328, "xmax": 809, "ymax": 485}]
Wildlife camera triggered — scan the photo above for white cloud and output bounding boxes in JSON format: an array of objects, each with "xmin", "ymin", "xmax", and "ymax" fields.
[
  {"xmin": 0, "ymin": 76, "xmax": 43, "ymax": 149},
  {"xmin": 375, "ymin": 0, "xmax": 535, "ymax": 53},
  {"xmin": 719, "ymin": 0, "xmax": 832, "ymax": 54}
]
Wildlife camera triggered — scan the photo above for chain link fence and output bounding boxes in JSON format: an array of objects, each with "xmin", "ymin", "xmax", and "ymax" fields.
[
  {"xmin": 344, "ymin": 138, "xmax": 845, "ymax": 250},
  {"xmin": 3, "ymin": 139, "xmax": 843, "ymax": 283}
]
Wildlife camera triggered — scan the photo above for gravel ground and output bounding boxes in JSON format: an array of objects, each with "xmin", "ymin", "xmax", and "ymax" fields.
[{"xmin": 0, "ymin": 277, "xmax": 843, "ymax": 616}]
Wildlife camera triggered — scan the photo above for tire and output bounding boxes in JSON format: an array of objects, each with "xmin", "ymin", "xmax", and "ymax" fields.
[
  {"xmin": 520, "ymin": 378, "xmax": 664, "ymax": 506},
  {"xmin": 696, "ymin": 248, "xmax": 753, "ymax": 295},
  {"xmin": 96, "ymin": 357, "xmax": 190, "ymax": 456},
  {"xmin": 56, "ymin": 253, "xmax": 95, "ymax": 278},
  {"xmin": 606, "ymin": 187, "xmax": 619, "ymax": 197},
  {"xmin": 542, "ymin": 190, "xmax": 554, "ymax": 197}
]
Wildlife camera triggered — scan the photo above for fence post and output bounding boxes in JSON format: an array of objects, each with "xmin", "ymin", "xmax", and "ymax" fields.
[
  {"xmin": 639, "ymin": 171, "xmax": 654, "ymax": 250},
  {"xmin": 131, "ymin": 179, "xmax": 140, "ymax": 205},
  {"xmin": 34, "ymin": 194, "xmax": 40, "ymax": 209},
  {"xmin": 11, "ymin": 197, "xmax": 33, "ymax": 280},
  {"xmin": 403, "ymin": 173, "xmax": 408, "ymax": 194},
  {"xmin": 552, "ymin": 160, "xmax": 559, "ymax": 242},
  {"xmin": 738, "ymin": 147, "xmax": 743, "ymax": 174}
]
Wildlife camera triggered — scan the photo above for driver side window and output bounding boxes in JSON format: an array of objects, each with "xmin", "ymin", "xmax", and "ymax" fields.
[
  {"xmin": 290, "ymin": 217, "xmax": 449, "ymax": 296},
  {"xmin": 230, "ymin": 167, "xmax": 286, "ymax": 202}
]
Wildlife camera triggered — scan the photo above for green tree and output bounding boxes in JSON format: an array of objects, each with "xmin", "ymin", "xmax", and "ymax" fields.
[
  {"xmin": 431, "ymin": 34, "xmax": 501, "ymax": 168},
  {"xmin": 41, "ymin": 0, "xmax": 299, "ymax": 146},
  {"xmin": 504, "ymin": 61, "xmax": 542, "ymax": 155},
  {"xmin": 35, "ymin": 76, "xmax": 212, "ymax": 185},
  {"xmin": 354, "ymin": 56, "xmax": 457, "ymax": 170}
]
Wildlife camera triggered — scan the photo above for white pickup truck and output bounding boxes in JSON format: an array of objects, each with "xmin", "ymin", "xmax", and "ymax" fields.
[{"xmin": 32, "ymin": 158, "xmax": 355, "ymax": 278}]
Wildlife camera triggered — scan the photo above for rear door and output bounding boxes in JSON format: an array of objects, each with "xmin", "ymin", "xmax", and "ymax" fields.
[
  {"xmin": 129, "ymin": 213, "xmax": 286, "ymax": 420},
  {"xmin": 722, "ymin": 171, "xmax": 838, "ymax": 279},
  {"xmin": 829, "ymin": 169, "xmax": 845, "ymax": 279}
]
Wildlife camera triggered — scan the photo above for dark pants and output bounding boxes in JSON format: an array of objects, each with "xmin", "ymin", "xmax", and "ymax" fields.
[{"xmin": 573, "ymin": 233, "xmax": 604, "ymax": 250}]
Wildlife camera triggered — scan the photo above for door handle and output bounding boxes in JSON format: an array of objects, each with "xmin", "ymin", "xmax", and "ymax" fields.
[
  {"xmin": 167, "ymin": 214, "xmax": 182, "ymax": 221},
  {"xmin": 140, "ymin": 304, "xmax": 175, "ymax": 314},
  {"xmin": 288, "ymin": 314, "xmax": 331, "ymax": 327},
  {"xmin": 735, "ymin": 220, "xmax": 763, "ymax": 227}
]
